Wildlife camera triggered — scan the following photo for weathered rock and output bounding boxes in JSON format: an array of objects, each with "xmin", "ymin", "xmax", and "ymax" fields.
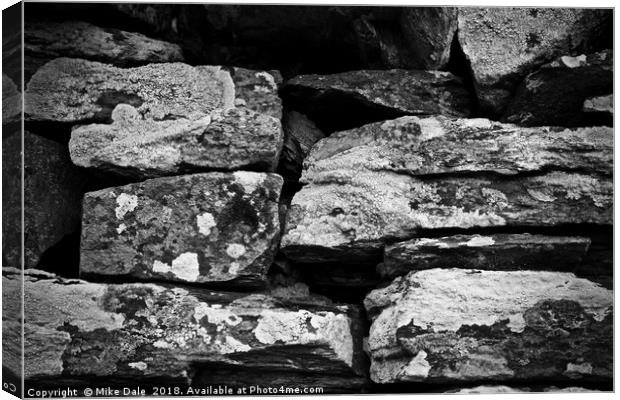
[
  {"xmin": 2, "ymin": 73, "xmax": 21, "ymax": 124},
  {"xmin": 278, "ymin": 111, "xmax": 325, "ymax": 183},
  {"xmin": 303, "ymin": 116, "xmax": 613, "ymax": 180},
  {"xmin": 380, "ymin": 234, "xmax": 590, "ymax": 279},
  {"xmin": 69, "ymin": 104, "xmax": 283, "ymax": 178},
  {"xmin": 450, "ymin": 386, "xmax": 601, "ymax": 394},
  {"xmin": 583, "ymin": 94, "xmax": 613, "ymax": 115},
  {"xmin": 229, "ymin": 66, "xmax": 282, "ymax": 119},
  {"xmin": 2, "ymin": 267, "xmax": 22, "ymax": 387},
  {"xmin": 2, "ymin": 132, "xmax": 86, "ymax": 270},
  {"xmin": 4, "ymin": 268, "xmax": 366, "ymax": 390},
  {"xmin": 281, "ymin": 70, "xmax": 472, "ymax": 133},
  {"xmin": 502, "ymin": 51, "xmax": 613, "ymax": 127},
  {"xmin": 399, "ymin": 7, "xmax": 458, "ymax": 70},
  {"xmin": 24, "ymin": 20, "xmax": 183, "ymax": 75},
  {"xmin": 458, "ymin": 8, "xmax": 612, "ymax": 114},
  {"xmin": 80, "ymin": 172, "xmax": 283, "ymax": 288},
  {"xmin": 364, "ymin": 268, "xmax": 612, "ymax": 384},
  {"xmin": 25, "ymin": 58, "xmax": 235, "ymax": 123}
]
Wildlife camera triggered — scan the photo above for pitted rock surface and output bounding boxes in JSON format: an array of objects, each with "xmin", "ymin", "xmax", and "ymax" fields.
[
  {"xmin": 458, "ymin": 7, "xmax": 612, "ymax": 114},
  {"xmin": 364, "ymin": 268, "xmax": 613, "ymax": 384},
  {"xmin": 69, "ymin": 104, "xmax": 283, "ymax": 178},
  {"xmin": 380, "ymin": 234, "xmax": 591, "ymax": 279},
  {"xmin": 3, "ymin": 268, "xmax": 366, "ymax": 389},
  {"xmin": 80, "ymin": 172, "xmax": 283, "ymax": 287},
  {"xmin": 25, "ymin": 58, "xmax": 236, "ymax": 123}
]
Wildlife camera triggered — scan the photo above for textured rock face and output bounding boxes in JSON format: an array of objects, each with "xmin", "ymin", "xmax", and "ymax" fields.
[
  {"xmin": 4, "ymin": 268, "xmax": 366, "ymax": 389},
  {"xmin": 502, "ymin": 51, "xmax": 613, "ymax": 127},
  {"xmin": 281, "ymin": 116, "xmax": 612, "ymax": 262},
  {"xmin": 25, "ymin": 20, "xmax": 183, "ymax": 71},
  {"xmin": 229, "ymin": 67, "xmax": 283, "ymax": 119},
  {"xmin": 69, "ymin": 104, "xmax": 283, "ymax": 178},
  {"xmin": 282, "ymin": 70, "xmax": 472, "ymax": 133},
  {"xmin": 303, "ymin": 116, "xmax": 612, "ymax": 179},
  {"xmin": 80, "ymin": 172, "xmax": 283, "ymax": 287},
  {"xmin": 458, "ymin": 8, "xmax": 612, "ymax": 114},
  {"xmin": 584, "ymin": 94, "xmax": 613, "ymax": 115},
  {"xmin": 364, "ymin": 268, "xmax": 613, "ymax": 384},
  {"xmin": 380, "ymin": 234, "xmax": 590, "ymax": 279},
  {"xmin": 278, "ymin": 111, "xmax": 325, "ymax": 183},
  {"xmin": 2, "ymin": 73, "xmax": 20, "ymax": 124},
  {"xmin": 2, "ymin": 132, "xmax": 86, "ymax": 269},
  {"xmin": 25, "ymin": 58, "xmax": 235, "ymax": 123}
]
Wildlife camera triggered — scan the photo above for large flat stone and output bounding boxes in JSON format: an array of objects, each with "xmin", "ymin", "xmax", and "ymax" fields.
[
  {"xmin": 3, "ymin": 268, "xmax": 366, "ymax": 390},
  {"xmin": 380, "ymin": 234, "xmax": 590, "ymax": 279},
  {"xmin": 364, "ymin": 268, "xmax": 613, "ymax": 384},
  {"xmin": 69, "ymin": 104, "xmax": 283, "ymax": 178},
  {"xmin": 80, "ymin": 172, "xmax": 283, "ymax": 288},
  {"xmin": 458, "ymin": 7, "xmax": 612, "ymax": 115}
]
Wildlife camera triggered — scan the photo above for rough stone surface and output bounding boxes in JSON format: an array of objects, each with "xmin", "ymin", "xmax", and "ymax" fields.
[
  {"xmin": 25, "ymin": 20, "xmax": 183, "ymax": 72},
  {"xmin": 502, "ymin": 50, "xmax": 612, "ymax": 127},
  {"xmin": 380, "ymin": 234, "xmax": 590, "ymax": 279},
  {"xmin": 364, "ymin": 268, "xmax": 613, "ymax": 384},
  {"xmin": 458, "ymin": 8, "xmax": 612, "ymax": 114},
  {"xmin": 278, "ymin": 111, "xmax": 326, "ymax": 183},
  {"xmin": 281, "ymin": 171, "xmax": 611, "ymax": 263},
  {"xmin": 583, "ymin": 94, "xmax": 613, "ymax": 115},
  {"xmin": 2, "ymin": 73, "xmax": 21, "ymax": 124},
  {"xmin": 303, "ymin": 116, "xmax": 612, "ymax": 180},
  {"xmin": 2, "ymin": 132, "xmax": 87, "ymax": 269},
  {"xmin": 80, "ymin": 172, "xmax": 283, "ymax": 287},
  {"xmin": 282, "ymin": 70, "xmax": 472, "ymax": 133},
  {"xmin": 450, "ymin": 386, "xmax": 600, "ymax": 394},
  {"xmin": 229, "ymin": 67, "xmax": 282, "ymax": 119},
  {"xmin": 69, "ymin": 104, "xmax": 283, "ymax": 178},
  {"xmin": 3, "ymin": 268, "xmax": 366, "ymax": 390},
  {"xmin": 399, "ymin": 7, "xmax": 458, "ymax": 70},
  {"xmin": 25, "ymin": 58, "xmax": 235, "ymax": 123}
]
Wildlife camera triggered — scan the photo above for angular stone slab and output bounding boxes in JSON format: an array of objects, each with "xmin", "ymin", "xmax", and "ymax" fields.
[
  {"xmin": 364, "ymin": 268, "xmax": 612, "ymax": 384},
  {"xmin": 380, "ymin": 234, "xmax": 590, "ymax": 279},
  {"xmin": 502, "ymin": 51, "xmax": 612, "ymax": 127},
  {"xmin": 303, "ymin": 116, "xmax": 612, "ymax": 182},
  {"xmin": 69, "ymin": 104, "xmax": 283, "ymax": 178},
  {"xmin": 2, "ymin": 131, "xmax": 87, "ymax": 269},
  {"xmin": 278, "ymin": 111, "xmax": 326, "ymax": 183},
  {"xmin": 458, "ymin": 8, "xmax": 612, "ymax": 114},
  {"xmin": 80, "ymin": 172, "xmax": 283, "ymax": 287},
  {"xmin": 4, "ymin": 268, "xmax": 366, "ymax": 389},
  {"xmin": 25, "ymin": 58, "xmax": 235, "ymax": 123},
  {"xmin": 25, "ymin": 20, "xmax": 183, "ymax": 68},
  {"xmin": 281, "ymin": 171, "xmax": 612, "ymax": 262},
  {"xmin": 281, "ymin": 69, "xmax": 472, "ymax": 132}
]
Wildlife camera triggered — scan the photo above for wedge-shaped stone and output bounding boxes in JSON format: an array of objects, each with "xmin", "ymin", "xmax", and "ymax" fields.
[
  {"xmin": 69, "ymin": 104, "xmax": 283, "ymax": 178},
  {"xmin": 281, "ymin": 171, "xmax": 611, "ymax": 262},
  {"xmin": 458, "ymin": 8, "xmax": 611, "ymax": 114},
  {"xmin": 3, "ymin": 268, "xmax": 366, "ymax": 390},
  {"xmin": 380, "ymin": 234, "xmax": 590, "ymax": 279},
  {"xmin": 25, "ymin": 20, "xmax": 183, "ymax": 68},
  {"xmin": 281, "ymin": 69, "xmax": 471, "ymax": 132},
  {"xmin": 502, "ymin": 51, "xmax": 612, "ymax": 127},
  {"xmin": 25, "ymin": 58, "xmax": 235, "ymax": 123},
  {"xmin": 80, "ymin": 172, "xmax": 282, "ymax": 287},
  {"xmin": 303, "ymin": 116, "xmax": 612, "ymax": 181},
  {"xmin": 364, "ymin": 268, "xmax": 612, "ymax": 384}
]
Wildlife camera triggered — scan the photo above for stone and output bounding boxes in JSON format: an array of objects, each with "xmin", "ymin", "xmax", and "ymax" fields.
[
  {"xmin": 458, "ymin": 8, "xmax": 612, "ymax": 114},
  {"xmin": 2, "ymin": 131, "xmax": 86, "ymax": 270},
  {"xmin": 399, "ymin": 7, "xmax": 458, "ymax": 70},
  {"xmin": 229, "ymin": 66, "xmax": 283, "ymax": 119},
  {"xmin": 583, "ymin": 94, "xmax": 613, "ymax": 115},
  {"xmin": 502, "ymin": 50, "xmax": 613, "ymax": 127},
  {"xmin": 24, "ymin": 20, "xmax": 183, "ymax": 74},
  {"xmin": 80, "ymin": 172, "xmax": 283, "ymax": 288},
  {"xmin": 364, "ymin": 268, "xmax": 612, "ymax": 384},
  {"xmin": 69, "ymin": 104, "xmax": 283, "ymax": 178},
  {"xmin": 278, "ymin": 111, "xmax": 325, "ymax": 183},
  {"xmin": 281, "ymin": 70, "xmax": 472, "ymax": 133},
  {"xmin": 449, "ymin": 386, "xmax": 601, "ymax": 394},
  {"xmin": 3, "ymin": 268, "xmax": 366, "ymax": 390},
  {"xmin": 25, "ymin": 58, "xmax": 235, "ymax": 123},
  {"xmin": 2, "ymin": 73, "xmax": 21, "ymax": 124},
  {"xmin": 281, "ymin": 171, "xmax": 611, "ymax": 263},
  {"xmin": 303, "ymin": 116, "xmax": 613, "ymax": 180},
  {"xmin": 380, "ymin": 234, "xmax": 590, "ymax": 279}
]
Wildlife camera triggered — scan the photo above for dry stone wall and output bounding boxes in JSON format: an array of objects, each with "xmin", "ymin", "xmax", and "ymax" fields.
[{"xmin": 3, "ymin": 3, "xmax": 613, "ymax": 395}]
